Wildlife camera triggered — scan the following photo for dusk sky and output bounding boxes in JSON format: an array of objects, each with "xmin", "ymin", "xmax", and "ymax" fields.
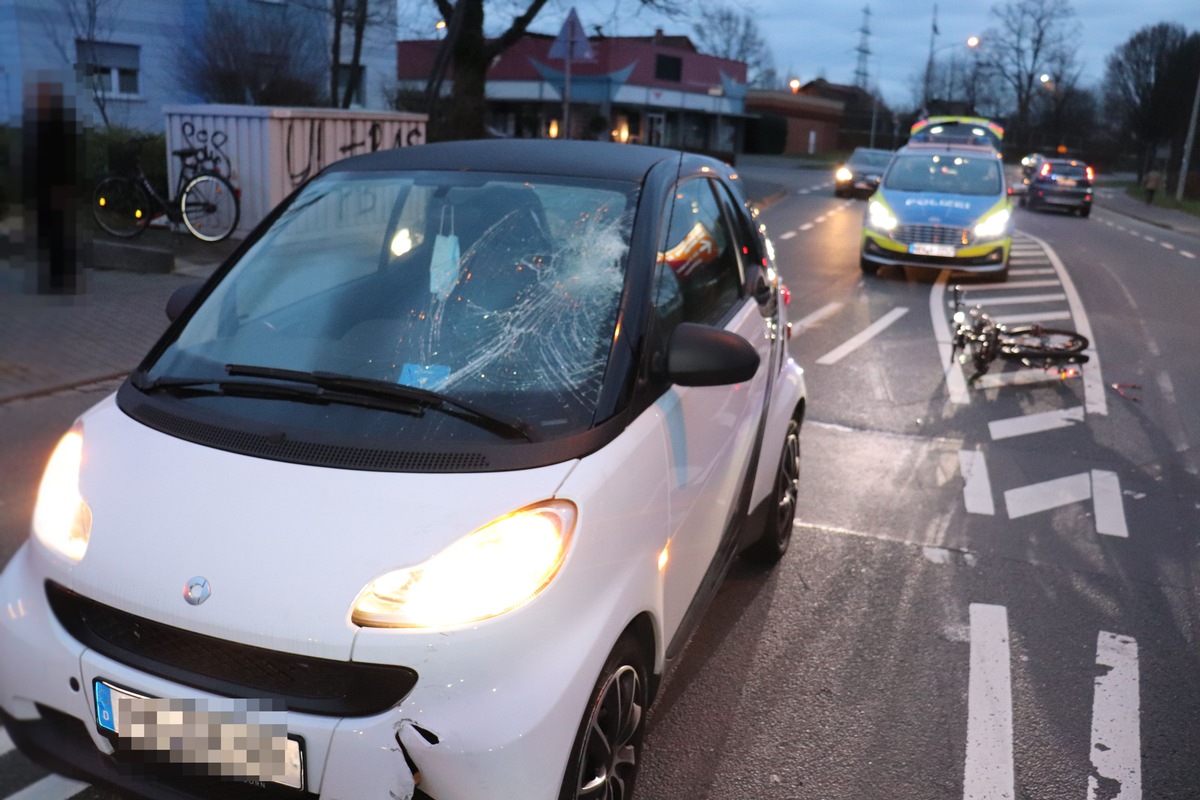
[{"xmin": 522, "ymin": 1, "xmax": 1200, "ymax": 109}]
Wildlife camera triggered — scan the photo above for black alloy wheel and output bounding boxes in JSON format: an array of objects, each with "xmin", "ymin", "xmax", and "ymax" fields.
[
  {"xmin": 560, "ymin": 637, "xmax": 649, "ymax": 800},
  {"xmin": 747, "ymin": 417, "xmax": 802, "ymax": 565}
]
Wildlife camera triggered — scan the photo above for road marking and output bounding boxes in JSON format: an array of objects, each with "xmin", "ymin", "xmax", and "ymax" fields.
[
  {"xmin": 964, "ymin": 603, "xmax": 1014, "ymax": 800},
  {"xmin": 0, "ymin": 725, "xmax": 13, "ymax": 757},
  {"xmin": 1021, "ymin": 232, "xmax": 1106, "ymax": 416},
  {"xmin": 779, "ymin": 231, "xmax": 797, "ymax": 240},
  {"xmin": 1091, "ymin": 470, "xmax": 1128, "ymax": 537},
  {"xmin": 5, "ymin": 775, "xmax": 89, "ymax": 800},
  {"xmin": 799, "ymin": 222, "xmax": 814, "ymax": 231},
  {"xmin": 815, "ymin": 215, "xmax": 827, "ymax": 223},
  {"xmin": 1009, "ymin": 268, "xmax": 1055, "ymax": 276},
  {"xmin": 964, "ymin": 292, "xmax": 1066, "ymax": 306},
  {"xmin": 1142, "ymin": 235, "xmax": 1156, "ymax": 242},
  {"xmin": 991, "ymin": 311, "xmax": 1072, "ymax": 325},
  {"xmin": 933, "ymin": 272, "xmax": 971, "ymax": 404},
  {"xmin": 973, "ymin": 369, "xmax": 1071, "ymax": 389},
  {"xmin": 798, "ymin": 189, "xmax": 810, "ymax": 195},
  {"xmin": 1003, "ymin": 471, "xmax": 1126, "ymax": 536},
  {"xmin": 1088, "ymin": 632, "xmax": 1141, "ymax": 800},
  {"xmin": 1160, "ymin": 242, "xmax": 1175, "ymax": 250},
  {"xmin": 1181, "ymin": 250, "xmax": 1196, "ymax": 259},
  {"xmin": 968, "ymin": 279, "xmax": 1064, "ymax": 290},
  {"xmin": 815, "ymin": 307, "xmax": 908, "ymax": 365},
  {"xmin": 1129, "ymin": 230, "xmax": 1140, "ymax": 236},
  {"xmin": 959, "ymin": 450, "xmax": 995, "ymax": 514},
  {"xmin": 988, "ymin": 406, "xmax": 1084, "ymax": 440},
  {"xmin": 791, "ymin": 301, "xmax": 842, "ymax": 333}
]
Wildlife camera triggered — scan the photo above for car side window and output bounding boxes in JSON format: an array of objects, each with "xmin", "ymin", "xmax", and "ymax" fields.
[{"xmin": 653, "ymin": 178, "xmax": 743, "ymax": 331}]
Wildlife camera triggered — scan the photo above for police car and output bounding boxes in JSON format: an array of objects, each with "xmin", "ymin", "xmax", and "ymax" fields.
[{"xmin": 860, "ymin": 117, "xmax": 1013, "ymax": 281}]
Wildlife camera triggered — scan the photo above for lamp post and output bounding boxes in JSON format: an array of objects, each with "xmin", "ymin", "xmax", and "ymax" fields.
[{"xmin": 923, "ymin": 36, "xmax": 980, "ymax": 113}]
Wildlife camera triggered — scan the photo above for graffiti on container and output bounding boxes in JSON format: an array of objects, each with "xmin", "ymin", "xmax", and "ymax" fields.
[
  {"xmin": 177, "ymin": 121, "xmax": 232, "ymax": 182},
  {"xmin": 285, "ymin": 118, "xmax": 426, "ymax": 188}
]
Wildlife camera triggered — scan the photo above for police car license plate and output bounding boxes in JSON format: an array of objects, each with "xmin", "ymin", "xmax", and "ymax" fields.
[
  {"xmin": 910, "ymin": 243, "xmax": 956, "ymax": 257},
  {"xmin": 94, "ymin": 680, "xmax": 304, "ymax": 789}
]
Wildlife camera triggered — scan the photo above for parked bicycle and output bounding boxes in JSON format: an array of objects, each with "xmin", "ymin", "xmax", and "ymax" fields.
[
  {"xmin": 93, "ymin": 136, "xmax": 239, "ymax": 242},
  {"xmin": 950, "ymin": 285, "xmax": 1089, "ymax": 380}
]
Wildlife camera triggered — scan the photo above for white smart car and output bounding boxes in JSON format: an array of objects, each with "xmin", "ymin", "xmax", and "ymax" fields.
[{"xmin": 0, "ymin": 140, "xmax": 806, "ymax": 800}]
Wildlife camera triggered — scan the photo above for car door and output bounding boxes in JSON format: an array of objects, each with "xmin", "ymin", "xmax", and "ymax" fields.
[{"xmin": 652, "ymin": 176, "xmax": 774, "ymax": 647}]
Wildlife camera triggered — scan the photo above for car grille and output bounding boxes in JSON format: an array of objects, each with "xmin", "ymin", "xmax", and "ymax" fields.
[
  {"xmin": 46, "ymin": 581, "xmax": 418, "ymax": 717},
  {"xmin": 894, "ymin": 224, "xmax": 973, "ymax": 247}
]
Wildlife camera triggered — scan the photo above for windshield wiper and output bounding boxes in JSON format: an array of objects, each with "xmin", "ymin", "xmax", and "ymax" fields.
[
  {"xmin": 129, "ymin": 369, "xmax": 423, "ymax": 416},
  {"xmin": 225, "ymin": 364, "xmax": 538, "ymax": 442}
]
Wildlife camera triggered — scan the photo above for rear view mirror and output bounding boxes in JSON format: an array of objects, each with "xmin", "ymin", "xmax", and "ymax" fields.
[{"xmin": 665, "ymin": 323, "xmax": 760, "ymax": 387}]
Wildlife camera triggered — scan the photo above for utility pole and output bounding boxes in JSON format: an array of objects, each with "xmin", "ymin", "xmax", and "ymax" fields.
[
  {"xmin": 1177, "ymin": 68, "xmax": 1200, "ymax": 202},
  {"xmin": 922, "ymin": 4, "xmax": 938, "ymax": 114}
]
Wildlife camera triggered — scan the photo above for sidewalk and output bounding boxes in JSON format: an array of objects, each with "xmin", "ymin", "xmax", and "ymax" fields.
[{"xmin": 1090, "ymin": 182, "xmax": 1200, "ymax": 237}]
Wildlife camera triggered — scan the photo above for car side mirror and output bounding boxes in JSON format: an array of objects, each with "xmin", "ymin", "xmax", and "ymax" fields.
[
  {"xmin": 166, "ymin": 282, "xmax": 204, "ymax": 322},
  {"xmin": 665, "ymin": 322, "xmax": 760, "ymax": 387}
]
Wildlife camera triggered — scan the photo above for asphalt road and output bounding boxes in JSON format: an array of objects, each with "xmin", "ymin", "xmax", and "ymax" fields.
[{"xmin": 1, "ymin": 168, "xmax": 1197, "ymax": 799}]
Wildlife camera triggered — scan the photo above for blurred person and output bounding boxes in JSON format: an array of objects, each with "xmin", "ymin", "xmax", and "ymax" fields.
[
  {"xmin": 1143, "ymin": 167, "xmax": 1163, "ymax": 206},
  {"xmin": 21, "ymin": 74, "xmax": 87, "ymax": 295}
]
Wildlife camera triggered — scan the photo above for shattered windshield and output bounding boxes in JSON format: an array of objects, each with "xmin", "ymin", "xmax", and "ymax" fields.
[{"xmin": 147, "ymin": 171, "xmax": 637, "ymax": 439}]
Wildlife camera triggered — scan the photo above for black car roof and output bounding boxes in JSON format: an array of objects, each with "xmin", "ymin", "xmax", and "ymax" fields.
[{"xmin": 324, "ymin": 139, "xmax": 691, "ymax": 183}]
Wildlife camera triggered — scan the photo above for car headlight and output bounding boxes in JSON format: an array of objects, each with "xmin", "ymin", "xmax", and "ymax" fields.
[
  {"xmin": 835, "ymin": 167, "xmax": 853, "ymax": 182},
  {"xmin": 974, "ymin": 208, "xmax": 1011, "ymax": 239},
  {"xmin": 33, "ymin": 424, "xmax": 92, "ymax": 562},
  {"xmin": 867, "ymin": 200, "xmax": 898, "ymax": 232},
  {"xmin": 351, "ymin": 499, "xmax": 576, "ymax": 628}
]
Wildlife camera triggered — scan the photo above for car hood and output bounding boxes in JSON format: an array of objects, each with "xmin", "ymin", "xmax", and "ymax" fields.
[
  {"xmin": 60, "ymin": 395, "xmax": 576, "ymax": 661},
  {"xmin": 878, "ymin": 189, "xmax": 1003, "ymax": 227}
]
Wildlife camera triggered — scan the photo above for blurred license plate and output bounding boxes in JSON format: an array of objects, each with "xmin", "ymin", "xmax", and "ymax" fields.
[
  {"xmin": 94, "ymin": 680, "xmax": 304, "ymax": 789},
  {"xmin": 911, "ymin": 243, "xmax": 956, "ymax": 257},
  {"xmin": 1058, "ymin": 178, "xmax": 1077, "ymax": 186}
]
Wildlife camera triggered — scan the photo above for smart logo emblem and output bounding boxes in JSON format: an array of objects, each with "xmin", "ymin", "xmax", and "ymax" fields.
[{"xmin": 184, "ymin": 576, "xmax": 211, "ymax": 606}]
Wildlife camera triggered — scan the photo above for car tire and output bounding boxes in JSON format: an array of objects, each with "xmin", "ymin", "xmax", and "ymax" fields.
[
  {"xmin": 1080, "ymin": 206, "xmax": 1090, "ymax": 218},
  {"xmin": 559, "ymin": 635, "xmax": 650, "ymax": 800},
  {"xmin": 859, "ymin": 255, "xmax": 879, "ymax": 275},
  {"xmin": 746, "ymin": 417, "xmax": 801, "ymax": 565}
]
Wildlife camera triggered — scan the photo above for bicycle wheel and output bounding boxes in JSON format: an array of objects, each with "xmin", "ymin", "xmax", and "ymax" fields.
[
  {"xmin": 93, "ymin": 177, "xmax": 152, "ymax": 238},
  {"xmin": 180, "ymin": 173, "xmax": 239, "ymax": 242},
  {"xmin": 1003, "ymin": 326, "xmax": 1088, "ymax": 358}
]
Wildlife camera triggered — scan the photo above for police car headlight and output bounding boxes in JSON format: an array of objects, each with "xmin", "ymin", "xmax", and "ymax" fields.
[
  {"xmin": 867, "ymin": 200, "xmax": 898, "ymax": 232},
  {"xmin": 974, "ymin": 209, "xmax": 1011, "ymax": 239}
]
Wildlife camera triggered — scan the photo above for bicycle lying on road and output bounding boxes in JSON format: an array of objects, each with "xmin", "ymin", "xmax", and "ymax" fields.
[
  {"xmin": 93, "ymin": 136, "xmax": 240, "ymax": 242},
  {"xmin": 950, "ymin": 285, "xmax": 1089, "ymax": 381}
]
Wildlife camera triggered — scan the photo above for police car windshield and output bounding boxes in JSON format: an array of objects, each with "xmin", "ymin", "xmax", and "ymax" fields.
[{"xmin": 884, "ymin": 154, "xmax": 1001, "ymax": 196}]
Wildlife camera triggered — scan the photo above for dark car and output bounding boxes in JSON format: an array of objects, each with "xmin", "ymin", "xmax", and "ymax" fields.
[
  {"xmin": 1023, "ymin": 157, "xmax": 1094, "ymax": 217},
  {"xmin": 834, "ymin": 147, "xmax": 894, "ymax": 198}
]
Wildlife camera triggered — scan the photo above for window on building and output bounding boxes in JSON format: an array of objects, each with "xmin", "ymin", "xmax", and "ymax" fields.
[
  {"xmin": 76, "ymin": 40, "xmax": 140, "ymax": 97},
  {"xmin": 655, "ymin": 55, "xmax": 682, "ymax": 82},
  {"xmin": 337, "ymin": 64, "xmax": 366, "ymax": 106}
]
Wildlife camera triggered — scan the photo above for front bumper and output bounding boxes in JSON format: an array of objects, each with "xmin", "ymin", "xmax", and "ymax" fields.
[
  {"xmin": 861, "ymin": 229, "xmax": 1010, "ymax": 274},
  {"xmin": 0, "ymin": 536, "xmax": 646, "ymax": 800}
]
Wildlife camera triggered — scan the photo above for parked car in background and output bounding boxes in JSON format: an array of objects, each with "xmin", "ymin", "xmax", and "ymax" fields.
[
  {"xmin": 1022, "ymin": 157, "xmax": 1094, "ymax": 217},
  {"xmin": 0, "ymin": 139, "xmax": 807, "ymax": 800},
  {"xmin": 834, "ymin": 147, "xmax": 895, "ymax": 198}
]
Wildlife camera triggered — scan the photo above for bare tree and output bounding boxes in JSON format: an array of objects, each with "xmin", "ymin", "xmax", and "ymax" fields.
[
  {"xmin": 688, "ymin": 2, "xmax": 777, "ymax": 88},
  {"xmin": 979, "ymin": 0, "xmax": 1079, "ymax": 149},
  {"xmin": 43, "ymin": 0, "xmax": 126, "ymax": 127},
  {"xmin": 423, "ymin": 0, "xmax": 685, "ymax": 141},
  {"xmin": 1103, "ymin": 23, "xmax": 1191, "ymax": 172},
  {"xmin": 176, "ymin": 4, "xmax": 326, "ymax": 106},
  {"xmin": 295, "ymin": 0, "xmax": 395, "ymax": 108}
]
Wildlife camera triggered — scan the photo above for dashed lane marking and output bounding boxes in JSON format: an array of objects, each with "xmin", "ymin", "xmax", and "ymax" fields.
[
  {"xmin": 799, "ymin": 222, "xmax": 814, "ymax": 231},
  {"xmin": 5, "ymin": 774, "xmax": 89, "ymax": 800},
  {"xmin": 815, "ymin": 307, "xmax": 909, "ymax": 365},
  {"xmin": 963, "ymin": 603, "xmax": 1014, "ymax": 800},
  {"xmin": 1088, "ymin": 632, "xmax": 1142, "ymax": 800},
  {"xmin": 988, "ymin": 407, "xmax": 1084, "ymax": 440},
  {"xmin": 790, "ymin": 301, "xmax": 842, "ymax": 333},
  {"xmin": 779, "ymin": 231, "xmax": 797, "ymax": 240},
  {"xmin": 1160, "ymin": 242, "xmax": 1175, "ymax": 250},
  {"xmin": 1182, "ymin": 250, "xmax": 1196, "ymax": 259},
  {"xmin": 959, "ymin": 450, "xmax": 996, "ymax": 514}
]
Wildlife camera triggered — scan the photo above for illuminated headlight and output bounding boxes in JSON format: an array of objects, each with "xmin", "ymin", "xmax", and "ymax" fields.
[
  {"xmin": 351, "ymin": 500, "xmax": 576, "ymax": 628},
  {"xmin": 867, "ymin": 200, "xmax": 898, "ymax": 232},
  {"xmin": 835, "ymin": 167, "xmax": 853, "ymax": 182},
  {"xmin": 33, "ymin": 425, "xmax": 92, "ymax": 562},
  {"xmin": 974, "ymin": 209, "xmax": 1011, "ymax": 239}
]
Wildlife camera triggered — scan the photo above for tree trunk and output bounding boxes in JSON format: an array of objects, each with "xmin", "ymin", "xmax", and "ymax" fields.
[
  {"xmin": 434, "ymin": 0, "xmax": 488, "ymax": 140},
  {"xmin": 341, "ymin": 0, "xmax": 368, "ymax": 109},
  {"xmin": 329, "ymin": 0, "xmax": 345, "ymax": 107}
]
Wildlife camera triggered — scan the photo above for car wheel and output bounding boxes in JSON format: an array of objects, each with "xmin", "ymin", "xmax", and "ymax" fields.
[
  {"xmin": 1080, "ymin": 206, "xmax": 1090, "ymax": 218},
  {"xmin": 860, "ymin": 255, "xmax": 879, "ymax": 275},
  {"xmin": 559, "ymin": 636, "xmax": 649, "ymax": 800},
  {"xmin": 746, "ymin": 417, "xmax": 801, "ymax": 565}
]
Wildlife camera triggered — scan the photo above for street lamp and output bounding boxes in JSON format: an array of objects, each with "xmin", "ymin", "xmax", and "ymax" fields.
[
  {"xmin": 923, "ymin": 35, "xmax": 980, "ymax": 113},
  {"xmin": 789, "ymin": 78, "xmax": 801, "ymax": 94}
]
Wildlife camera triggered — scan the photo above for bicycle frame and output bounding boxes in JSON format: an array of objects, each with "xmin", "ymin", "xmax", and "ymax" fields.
[{"xmin": 950, "ymin": 285, "xmax": 1089, "ymax": 380}]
